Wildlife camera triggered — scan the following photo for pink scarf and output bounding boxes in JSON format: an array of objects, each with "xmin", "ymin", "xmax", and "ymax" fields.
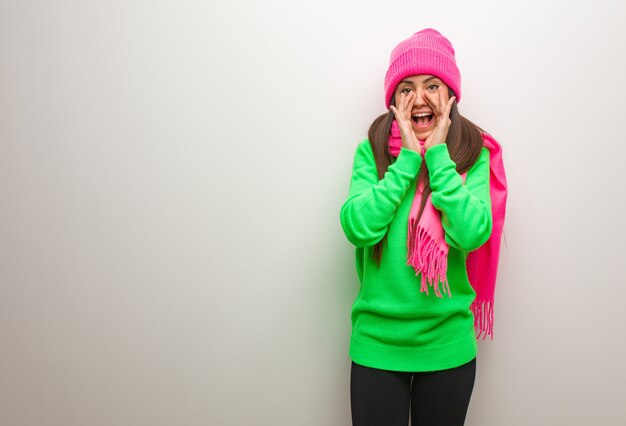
[{"xmin": 388, "ymin": 120, "xmax": 508, "ymax": 339}]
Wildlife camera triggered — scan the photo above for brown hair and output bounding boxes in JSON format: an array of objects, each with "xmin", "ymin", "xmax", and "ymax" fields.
[{"xmin": 369, "ymin": 87, "xmax": 486, "ymax": 264}]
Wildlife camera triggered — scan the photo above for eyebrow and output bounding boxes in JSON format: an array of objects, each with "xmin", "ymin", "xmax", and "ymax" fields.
[{"xmin": 399, "ymin": 76, "xmax": 440, "ymax": 85}]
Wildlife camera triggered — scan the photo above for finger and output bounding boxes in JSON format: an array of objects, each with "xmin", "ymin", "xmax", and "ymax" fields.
[
  {"xmin": 402, "ymin": 92, "xmax": 413, "ymax": 118},
  {"xmin": 405, "ymin": 91, "xmax": 415, "ymax": 120},
  {"xmin": 389, "ymin": 105, "xmax": 399, "ymax": 121},
  {"xmin": 394, "ymin": 94, "xmax": 407, "ymax": 117},
  {"xmin": 441, "ymin": 96, "xmax": 454, "ymax": 119},
  {"xmin": 390, "ymin": 103, "xmax": 406, "ymax": 124},
  {"xmin": 423, "ymin": 91, "xmax": 438, "ymax": 114},
  {"xmin": 436, "ymin": 90, "xmax": 446, "ymax": 115},
  {"xmin": 445, "ymin": 96, "xmax": 456, "ymax": 116},
  {"xmin": 398, "ymin": 93, "xmax": 408, "ymax": 120}
]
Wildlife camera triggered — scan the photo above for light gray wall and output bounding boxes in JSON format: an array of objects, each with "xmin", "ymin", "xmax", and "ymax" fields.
[{"xmin": 1, "ymin": 0, "xmax": 625, "ymax": 425}]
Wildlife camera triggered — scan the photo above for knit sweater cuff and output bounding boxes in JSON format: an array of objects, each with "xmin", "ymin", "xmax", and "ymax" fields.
[
  {"xmin": 424, "ymin": 143, "xmax": 455, "ymax": 171},
  {"xmin": 393, "ymin": 147, "xmax": 422, "ymax": 175}
]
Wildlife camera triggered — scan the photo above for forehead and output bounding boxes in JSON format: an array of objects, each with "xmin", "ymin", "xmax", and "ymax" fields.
[{"xmin": 397, "ymin": 75, "xmax": 442, "ymax": 85}]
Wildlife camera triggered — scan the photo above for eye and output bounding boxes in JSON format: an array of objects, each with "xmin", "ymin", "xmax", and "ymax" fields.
[
  {"xmin": 400, "ymin": 87, "xmax": 413, "ymax": 94},
  {"xmin": 427, "ymin": 84, "xmax": 440, "ymax": 92}
]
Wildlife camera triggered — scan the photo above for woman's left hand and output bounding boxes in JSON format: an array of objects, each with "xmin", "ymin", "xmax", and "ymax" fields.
[{"xmin": 423, "ymin": 91, "xmax": 456, "ymax": 151}]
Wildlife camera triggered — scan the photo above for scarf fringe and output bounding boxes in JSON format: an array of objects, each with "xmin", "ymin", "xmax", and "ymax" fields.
[
  {"xmin": 388, "ymin": 127, "xmax": 506, "ymax": 342},
  {"xmin": 470, "ymin": 299, "xmax": 494, "ymax": 340},
  {"xmin": 407, "ymin": 219, "xmax": 451, "ymax": 298}
]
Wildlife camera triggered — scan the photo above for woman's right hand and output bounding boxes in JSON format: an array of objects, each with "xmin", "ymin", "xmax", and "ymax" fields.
[{"xmin": 389, "ymin": 92, "xmax": 422, "ymax": 155}]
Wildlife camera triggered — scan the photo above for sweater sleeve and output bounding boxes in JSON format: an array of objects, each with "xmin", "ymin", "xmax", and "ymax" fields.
[
  {"xmin": 424, "ymin": 144, "xmax": 492, "ymax": 252},
  {"xmin": 340, "ymin": 140, "xmax": 422, "ymax": 247}
]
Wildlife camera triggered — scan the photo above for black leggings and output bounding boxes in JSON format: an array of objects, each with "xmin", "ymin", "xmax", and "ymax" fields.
[{"xmin": 350, "ymin": 358, "xmax": 476, "ymax": 426}]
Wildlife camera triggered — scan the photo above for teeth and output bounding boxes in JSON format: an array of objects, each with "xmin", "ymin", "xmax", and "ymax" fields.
[{"xmin": 412, "ymin": 113, "xmax": 432, "ymax": 117}]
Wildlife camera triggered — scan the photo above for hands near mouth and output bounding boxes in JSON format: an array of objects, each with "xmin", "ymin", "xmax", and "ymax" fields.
[
  {"xmin": 423, "ymin": 90, "xmax": 456, "ymax": 151},
  {"xmin": 389, "ymin": 91, "xmax": 421, "ymax": 154},
  {"xmin": 389, "ymin": 89, "xmax": 456, "ymax": 154}
]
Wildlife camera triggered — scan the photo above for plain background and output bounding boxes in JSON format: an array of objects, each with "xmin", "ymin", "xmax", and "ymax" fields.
[{"xmin": 1, "ymin": 0, "xmax": 626, "ymax": 425}]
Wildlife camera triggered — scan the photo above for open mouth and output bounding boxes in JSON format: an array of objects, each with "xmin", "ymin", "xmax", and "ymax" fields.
[{"xmin": 412, "ymin": 113, "xmax": 434, "ymax": 128}]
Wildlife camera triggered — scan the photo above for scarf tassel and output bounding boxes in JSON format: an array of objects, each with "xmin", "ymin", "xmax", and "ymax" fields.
[
  {"xmin": 470, "ymin": 299, "xmax": 494, "ymax": 340},
  {"xmin": 388, "ymin": 124, "xmax": 506, "ymax": 340},
  {"xmin": 407, "ymin": 219, "xmax": 451, "ymax": 298}
]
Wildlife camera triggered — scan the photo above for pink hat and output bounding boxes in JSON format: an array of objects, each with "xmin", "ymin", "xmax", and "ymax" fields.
[{"xmin": 384, "ymin": 28, "xmax": 461, "ymax": 108}]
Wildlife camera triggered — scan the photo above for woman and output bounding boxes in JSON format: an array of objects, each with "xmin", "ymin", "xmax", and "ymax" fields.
[{"xmin": 339, "ymin": 28, "xmax": 507, "ymax": 425}]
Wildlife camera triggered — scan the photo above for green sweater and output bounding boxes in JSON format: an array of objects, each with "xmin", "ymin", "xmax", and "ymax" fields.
[{"xmin": 340, "ymin": 140, "xmax": 492, "ymax": 372}]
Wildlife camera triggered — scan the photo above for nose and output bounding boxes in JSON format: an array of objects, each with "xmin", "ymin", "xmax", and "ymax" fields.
[{"xmin": 412, "ymin": 89, "xmax": 427, "ymax": 107}]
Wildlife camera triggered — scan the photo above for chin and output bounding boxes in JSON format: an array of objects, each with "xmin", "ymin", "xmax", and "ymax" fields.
[{"xmin": 414, "ymin": 130, "xmax": 432, "ymax": 141}]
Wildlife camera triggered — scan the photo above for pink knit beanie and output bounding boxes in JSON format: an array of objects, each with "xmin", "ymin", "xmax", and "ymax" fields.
[{"xmin": 384, "ymin": 28, "xmax": 461, "ymax": 108}]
